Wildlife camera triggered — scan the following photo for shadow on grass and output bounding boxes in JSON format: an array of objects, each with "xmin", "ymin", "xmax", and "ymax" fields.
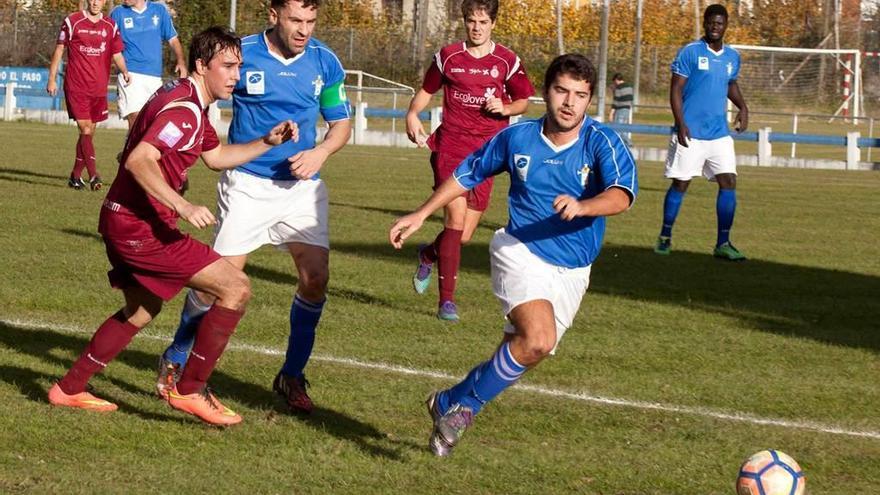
[
  {"xmin": 332, "ymin": 240, "xmax": 880, "ymax": 352},
  {"xmin": 0, "ymin": 321, "xmax": 419, "ymax": 458},
  {"xmin": 60, "ymin": 228, "xmax": 101, "ymax": 241},
  {"xmin": 0, "ymin": 167, "xmax": 70, "ymax": 181},
  {"xmin": 330, "ymin": 201, "xmax": 505, "ymax": 233}
]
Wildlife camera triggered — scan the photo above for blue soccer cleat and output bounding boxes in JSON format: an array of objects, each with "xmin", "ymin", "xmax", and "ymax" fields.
[{"xmin": 437, "ymin": 301, "xmax": 459, "ymax": 322}]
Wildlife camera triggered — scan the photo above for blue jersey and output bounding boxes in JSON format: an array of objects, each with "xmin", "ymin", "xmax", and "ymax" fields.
[
  {"xmin": 671, "ymin": 39, "xmax": 740, "ymax": 140},
  {"xmin": 110, "ymin": 2, "xmax": 177, "ymax": 77},
  {"xmin": 230, "ymin": 33, "xmax": 351, "ymax": 180},
  {"xmin": 454, "ymin": 117, "xmax": 638, "ymax": 268}
]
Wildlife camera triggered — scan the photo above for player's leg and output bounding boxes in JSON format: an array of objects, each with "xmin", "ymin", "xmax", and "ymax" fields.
[
  {"xmin": 657, "ymin": 134, "xmax": 701, "ymax": 254},
  {"xmin": 69, "ymin": 119, "xmax": 95, "ymax": 190},
  {"xmin": 434, "ymin": 197, "xmax": 466, "ymax": 321},
  {"xmin": 49, "ymin": 285, "xmax": 163, "ymax": 411},
  {"xmin": 706, "ymin": 137, "xmax": 745, "ymax": 261},
  {"xmin": 85, "ymin": 94, "xmax": 109, "ymax": 190},
  {"xmin": 165, "ymin": 257, "xmax": 250, "ymax": 426},
  {"xmin": 274, "ymin": 242, "xmax": 329, "ymax": 415}
]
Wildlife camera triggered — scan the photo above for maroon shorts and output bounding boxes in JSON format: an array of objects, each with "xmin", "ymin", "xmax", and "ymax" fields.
[
  {"xmin": 431, "ymin": 151, "xmax": 494, "ymax": 212},
  {"xmin": 103, "ymin": 232, "xmax": 221, "ymax": 301},
  {"xmin": 65, "ymin": 91, "xmax": 108, "ymax": 122}
]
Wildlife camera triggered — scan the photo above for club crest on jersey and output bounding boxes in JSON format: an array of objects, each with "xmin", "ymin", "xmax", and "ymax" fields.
[
  {"xmin": 490, "ymin": 65, "xmax": 499, "ymax": 78},
  {"xmin": 698, "ymin": 56, "xmax": 709, "ymax": 70},
  {"xmin": 312, "ymin": 75, "xmax": 324, "ymax": 98},
  {"xmin": 578, "ymin": 164, "xmax": 591, "ymax": 187},
  {"xmin": 123, "ymin": 17, "xmax": 133, "ymax": 29},
  {"xmin": 727, "ymin": 62, "xmax": 733, "ymax": 76},
  {"xmin": 246, "ymin": 71, "xmax": 265, "ymax": 95},
  {"xmin": 514, "ymin": 154, "xmax": 531, "ymax": 182},
  {"xmin": 152, "ymin": 14, "xmax": 159, "ymax": 26}
]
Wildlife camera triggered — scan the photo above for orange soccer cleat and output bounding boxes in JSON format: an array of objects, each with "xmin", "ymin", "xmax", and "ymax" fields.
[
  {"xmin": 48, "ymin": 383, "xmax": 118, "ymax": 412},
  {"xmin": 166, "ymin": 386, "xmax": 242, "ymax": 426}
]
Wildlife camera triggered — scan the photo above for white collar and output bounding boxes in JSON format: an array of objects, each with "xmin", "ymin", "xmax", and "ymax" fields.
[{"xmin": 263, "ymin": 31, "xmax": 307, "ymax": 66}]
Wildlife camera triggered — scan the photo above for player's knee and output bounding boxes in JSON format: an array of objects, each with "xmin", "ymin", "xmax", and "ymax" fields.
[
  {"xmin": 520, "ymin": 336, "xmax": 555, "ymax": 364},
  {"xmin": 460, "ymin": 232, "xmax": 473, "ymax": 244},
  {"xmin": 224, "ymin": 271, "xmax": 252, "ymax": 307},
  {"xmin": 299, "ymin": 266, "xmax": 329, "ymax": 298}
]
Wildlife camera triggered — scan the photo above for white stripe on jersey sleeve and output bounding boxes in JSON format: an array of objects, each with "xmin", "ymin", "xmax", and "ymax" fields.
[
  {"xmin": 507, "ymin": 56, "xmax": 521, "ymax": 81},
  {"xmin": 589, "ymin": 124, "xmax": 637, "ymax": 206}
]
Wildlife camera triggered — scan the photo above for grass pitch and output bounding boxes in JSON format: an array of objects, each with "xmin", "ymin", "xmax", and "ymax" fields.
[{"xmin": 0, "ymin": 121, "xmax": 878, "ymax": 494}]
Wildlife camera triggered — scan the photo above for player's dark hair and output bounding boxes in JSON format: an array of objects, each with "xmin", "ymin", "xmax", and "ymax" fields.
[
  {"xmin": 612, "ymin": 73, "xmax": 623, "ymax": 81},
  {"xmin": 704, "ymin": 4, "xmax": 728, "ymax": 20},
  {"xmin": 271, "ymin": 0, "xmax": 321, "ymax": 9},
  {"xmin": 544, "ymin": 54, "xmax": 596, "ymax": 93},
  {"xmin": 188, "ymin": 26, "xmax": 241, "ymax": 73},
  {"xmin": 461, "ymin": 0, "xmax": 499, "ymax": 22}
]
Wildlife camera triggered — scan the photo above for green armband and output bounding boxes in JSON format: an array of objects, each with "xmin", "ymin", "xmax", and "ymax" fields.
[{"xmin": 319, "ymin": 81, "xmax": 347, "ymax": 109}]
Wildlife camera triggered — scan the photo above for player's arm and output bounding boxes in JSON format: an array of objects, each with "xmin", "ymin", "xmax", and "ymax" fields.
[
  {"xmin": 728, "ymin": 81, "xmax": 748, "ymax": 132},
  {"xmin": 125, "ymin": 142, "xmax": 215, "ymax": 229},
  {"xmin": 406, "ymin": 88, "xmax": 433, "ymax": 146},
  {"xmin": 288, "ymin": 118, "xmax": 351, "ymax": 180},
  {"xmin": 46, "ymin": 44, "xmax": 65, "ymax": 96},
  {"xmin": 553, "ymin": 187, "xmax": 632, "ymax": 221},
  {"xmin": 168, "ymin": 37, "xmax": 188, "ymax": 78},
  {"xmin": 390, "ymin": 177, "xmax": 469, "ymax": 249},
  {"xmin": 670, "ymin": 74, "xmax": 689, "ymax": 146},
  {"xmin": 486, "ymin": 60, "xmax": 534, "ymax": 117},
  {"xmin": 484, "ymin": 97, "xmax": 529, "ymax": 117},
  {"xmin": 112, "ymin": 52, "xmax": 131, "ymax": 85},
  {"xmin": 201, "ymin": 120, "xmax": 297, "ymax": 171}
]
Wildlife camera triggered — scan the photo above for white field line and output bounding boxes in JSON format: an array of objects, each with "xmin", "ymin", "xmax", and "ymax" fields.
[{"xmin": 4, "ymin": 317, "xmax": 880, "ymax": 440}]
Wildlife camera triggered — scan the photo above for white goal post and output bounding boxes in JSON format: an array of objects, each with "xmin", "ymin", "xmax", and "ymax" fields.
[{"xmin": 729, "ymin": 44, "xmax": 862, "ymax": 118}]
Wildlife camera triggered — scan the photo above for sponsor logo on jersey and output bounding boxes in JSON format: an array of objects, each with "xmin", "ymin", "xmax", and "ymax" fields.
[
  {"xmin": 514, "ymin": 154, "xmax": 531, "ymax": 181},
  {"xmin": 490, "ymin": 65, "xmax": 499, "ymax": 78},
  {"xmin": 277, "ymin": 71, "xmax": 297, "ymax": 77},
  {"xmin": 469, "ymin": 68, "xmax": 482, "ymax": 75},
  {"xmin": 452, "ymin": 90, "xmax": 488, "ymax": 106},
  {"xmin": 483, "ymin": 87, "xmax": 496, "ymax": 100},
  {"xmin": 59, "ymin": 31, "xmax": 67, "ymax": 42},
  {"xmin": 181, "ymin": 122, "xmax": 192, "ymax": 129},
  {"xmin": 543, "ymin": 158, "xmax": 563, "ymax": 165},
  {"xmin": 579, "ymin": 164, "xmax": 591, "ymax": 187},
  {"xmin": 312, "ymin": 75, "xmax": 324, "ymax": 98},
  {"xmin": 450, "ymin": 67, "xmax": 465, "ymax": 73},
  {"xmin": 246, "ymin": 71, "xmax": 265, "ymax": 95},
  {"xmin": 79, "ymin": 41, "xmax": 107, "ymax": 56},
  {"xmin": 123, "ymin": 17, "xmax": 134, "ymax": 29},
  {"xmin": 158, "ymin": 121, "xmax": 184, "ymax": 148},
  {"xmin": 698, "ymin": 56, "xmax": 709, "ymax": 70}
]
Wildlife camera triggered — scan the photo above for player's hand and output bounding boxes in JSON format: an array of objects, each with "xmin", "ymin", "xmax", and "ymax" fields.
[
  {"xmin": 177, "ymin": 203, "xmax": 216, "ymax": 229},
  {"xmin": 47, "ymin": 80, "xmax": 57, "ymax": 97},
  {"xmin": 484, "ymin": 97, "xmax": 506, "ymax": 116},
  {"xmin": 406, "ymin": 114, "xmax": 429, "ymax": 147},
  {"xmin": 288, "ymin": 147, "xmax": 329, "ymax": 179},
  {"xmin": 263, "ymin": 120, "xmax": 298, "ymax": 146},
  {"xmin": 175, "ymin": 63, "xmax": 188, "ymax": 78},
  {"xmin": 121, "ymin": 72, "xmax": 131, "ymax": 86},
  {"xmin": 389, "ymin": 213, "xmax": 424, "ymax": 249},
  {"xmin": 677, "ymin": 125, "xmax": 691, "ymax": 148},
  {"xmin": 553, "ymin": 194, "xmax": 587, "ymax": 221},
  {"xmin": 734, "ymin": 110, "xmax": 748, "ymax": 133}
]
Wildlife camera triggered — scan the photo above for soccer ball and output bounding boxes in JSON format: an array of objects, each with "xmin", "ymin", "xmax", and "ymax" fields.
[{"xmin": 736, "ymin": 450, "xmax": 805, "ymax": 495}]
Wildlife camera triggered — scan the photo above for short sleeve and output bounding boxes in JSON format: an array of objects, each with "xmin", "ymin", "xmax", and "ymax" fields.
[
  {"xmin": 453, "ymin": 129, "xmax": 511, "ymax": 190},
  {"xmin": 57, "ymin": 18, "xmax": 70, "ymax": 46},
  {"xmin": 670, "ymin": 45, "xmax": 691, "ymax": 78},
  {"xmin": 161, "ymin": 6, "xmax": 178, "ymax": 41},
  {"xmin": 421, "ymin": 57, "xmax": 443, "ymax": 94},
  {"xmin": 505, "ymin": 58, "xmax": 534, "ymax": 101},
  {"xmin": 141, "ymin": 107, "xmax": 200, "ymax": 154},
  {"xmin": 591, "ymin": 127, "xmax": 638, "ymax": 206},
  {"xmin": 730, "ymin": 51, "xmax": 740, "ymax": 81},
  {"xmin": 318, "ymin": 48, "xmax": 350, "ymax": 122},
  {"xmin": 110, "ymin": 23, "xmax": 124, "ymax": 54}
]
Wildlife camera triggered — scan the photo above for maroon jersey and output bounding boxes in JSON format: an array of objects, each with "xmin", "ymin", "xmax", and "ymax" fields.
[
  {"xmin": 423, "ymin": 41, "xmax": 534, "ymax": 153},
  {"xmin": 57, "ymin": 11, "xmax": 123, "ymax": 96},
  {"xmin": 100, "ymin": 78, "xmax": 220, "ymax": 239}
]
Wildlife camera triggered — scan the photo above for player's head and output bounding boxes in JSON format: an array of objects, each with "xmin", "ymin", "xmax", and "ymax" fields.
[
  {"xmin": 461, "ymin": 0, "xmax": 498, "ymax": 47},
  {"xmin": 85, "ymin": 0, "xmax": 107, "ymax": 16},
  {"xmin": 542, "ymin": 54, "xmax": 596, "ymax": 133},
  {"xmin": 188, "ymin": 27, "xmax": 243, "ymax": 101},
  {"xmin": 268, "ymin": 0, "xmax": 320, "ymax": 57},
  {"xmin": 703, "ymin": 4, "xmax": 728, "ymax": 43}
]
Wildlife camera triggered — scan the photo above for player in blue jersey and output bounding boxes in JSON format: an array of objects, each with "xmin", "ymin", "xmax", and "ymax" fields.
[
  {"xmin": 156, "ymin": 0, "xmax": 351, "ymax": 415},
  {"xmin": 390, "ymin": 54, "xmax": 637, "ymax": 456},
  {"xmin": 111, "ymin": 0, "xmax": 187, "ymax": 128},
  {"xmin": 655, "ymin": 4, "xmax": 748, "ymax": 261}
]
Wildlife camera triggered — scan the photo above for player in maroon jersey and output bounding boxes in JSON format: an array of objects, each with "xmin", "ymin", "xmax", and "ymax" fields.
[
  {"xmin": 405, "ymin": 0, "xmax": 534, "ymax": 322},
  {"xmin": 47, "ymin": 27, "xmax": 298, "ymax": 427},
  {"xmin": 47, "ymin": 0, "xmax": 130, "ymax": 191}
]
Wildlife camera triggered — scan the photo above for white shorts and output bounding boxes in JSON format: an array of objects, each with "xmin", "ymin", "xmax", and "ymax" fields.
[
  {"xmin": 664, "ymin": 134, "xmax": 736, "ymax": 181},
  {"xmin": 490, "ymin": 229, "xmax": 591, "ymax": 352},
  {"xmin": 212, "ymin": 168, "xmax": 330, "ymax": 256},
  {"xmin": 117, "ymin": 72, "xmax": 163, "ymax": 118}
]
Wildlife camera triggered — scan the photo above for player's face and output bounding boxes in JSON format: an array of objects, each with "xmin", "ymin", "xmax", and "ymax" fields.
[
  {"xmin": 201, "ymin": 48, "xmax": 243, "ymax": 101},
  {"xmin": 544, "ymin": 73, "xmax": 592, "ymax": 132},
  {"xmin": 269, "ymin": 1, "xmax": 318, "ymax": 57},
  {"xmin": 704, "ymin": 14, "xmax": 727, "ymax": 43},
  {"xmin": 464, "ymin": 9, "xmax": 495, "ymax": 47},
  {"xmin": 86, "ymin": 0, "xmax": 106, "ymax": 16}
]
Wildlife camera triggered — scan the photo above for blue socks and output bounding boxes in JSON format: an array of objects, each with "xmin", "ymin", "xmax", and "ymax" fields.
[
  {"xmin": 280, "ymin": 295, "xmax": 325, "ymax": 378},
  {"xmin": 660, "ymin": 187, "xmax": 686, "ymax": 238},
  {"xmin": 716, "ymin": 188, "xmax": 737, "ymax": 247},
  {"xmin": 439, "ymin": 341, "xmax": 527, "ymax": 415},
  {"xmin": 163, "ymin": 289, "xmax": 211, "ymax": 365}
]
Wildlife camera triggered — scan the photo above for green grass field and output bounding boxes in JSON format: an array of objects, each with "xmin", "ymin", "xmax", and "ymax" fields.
[{"xmin": 0, "ymin": 121, "xmax": 878, "ymax": 494}]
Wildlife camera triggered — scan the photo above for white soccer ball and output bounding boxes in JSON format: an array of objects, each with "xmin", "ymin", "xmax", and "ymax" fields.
[{"xmin": 736, "ymin": 449, "xmax": 805, "ymax": 495}]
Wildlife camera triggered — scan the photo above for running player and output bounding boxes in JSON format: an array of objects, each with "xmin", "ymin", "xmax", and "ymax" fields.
[
  {"xmin": 654, "ymin": 3, "xmax": 749, "ymax": 261},
  {"xmin": 47, "ymin": 0, "xmax": 130, "ymax": 191},
  {"xmin": 390, "ymin": 54, "xmax": 637, "ymax": 456},
  {"xmin": 47, "ymin": 27, "xmax": 297, "ymax": 427},
  {"xmin": 405, "ymin": 0, "xmax": 533, "ymax": 322}
]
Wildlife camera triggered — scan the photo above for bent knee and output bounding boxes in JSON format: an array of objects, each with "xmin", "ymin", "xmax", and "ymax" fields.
[{"xmin": 299, "ymin": 268, "xmax": 329, "ymax": 296}]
